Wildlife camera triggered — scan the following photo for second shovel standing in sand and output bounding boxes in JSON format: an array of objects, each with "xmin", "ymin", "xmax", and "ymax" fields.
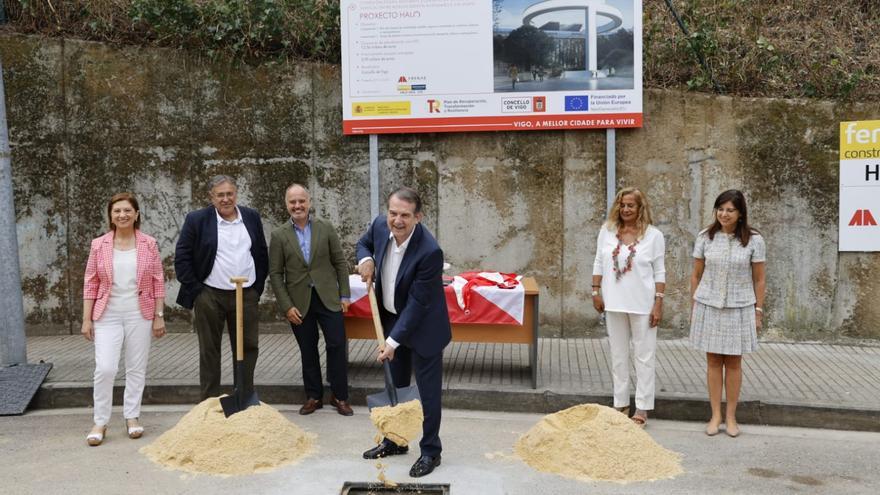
[{"xmin": 220, "ymin": 276, "xmax": 260, "ymax": 417}]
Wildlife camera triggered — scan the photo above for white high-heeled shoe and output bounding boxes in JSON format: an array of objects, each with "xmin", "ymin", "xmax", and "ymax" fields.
[
  {"xmin": 86, "ymin": 425, "xmax": 106, "ymax": 446},
  {"xmin": 125, "ymin": 418, "xmax": 144, "ymax": 439}
]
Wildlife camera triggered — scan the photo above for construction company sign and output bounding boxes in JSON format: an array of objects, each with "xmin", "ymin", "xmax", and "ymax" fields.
[{"xmin": 840, "ymin": 120, "xmax": 880, "ymax": 251}]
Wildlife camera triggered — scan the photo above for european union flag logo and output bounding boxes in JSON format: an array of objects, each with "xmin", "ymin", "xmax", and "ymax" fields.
[{"xmin": 564, "ymin": 95, "xmax": 589, "ymax": 111}]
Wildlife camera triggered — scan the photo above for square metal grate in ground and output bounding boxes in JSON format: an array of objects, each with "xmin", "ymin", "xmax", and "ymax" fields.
[
  {"xmin": 0, "ymin": 362, "xmax": 53, "ymax": 415},
  {"xmin": 340, "ymin": 482, "xmax": 450, "ymax": 494}
]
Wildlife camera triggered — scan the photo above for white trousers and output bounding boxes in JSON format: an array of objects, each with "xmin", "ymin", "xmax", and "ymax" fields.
[
  {"xmin": 605, "ymin": 311, "xmax": 657, "ymax": 411},
  {"xmin": 92, "ymin": 306, "xmax": 152, "ymax": 426}
]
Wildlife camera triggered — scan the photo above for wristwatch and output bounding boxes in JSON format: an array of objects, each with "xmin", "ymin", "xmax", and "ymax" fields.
[
  {"xmin": 155, "ymin": 311, "xmax": 164, "ymax": 318},
  {"xmin": 591, "ymin": 290, "xmax": 600, "ymax": 297}
]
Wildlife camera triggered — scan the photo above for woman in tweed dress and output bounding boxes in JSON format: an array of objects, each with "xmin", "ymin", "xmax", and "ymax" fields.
[
  {"xmin": 689, "ymin": 190, "xmax": 766, "ymax": 437},
  {"xmin": 81, "ymin": 193, "xmax": 166, "ymax": 446}
]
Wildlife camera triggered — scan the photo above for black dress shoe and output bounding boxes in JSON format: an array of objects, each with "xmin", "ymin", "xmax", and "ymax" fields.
[
  {"xmin": 362, "ymin": 439, "xmax": 408, "ymax": 459},
  {"xmin": 409, "ymin": 455, "xmax": 441, "ymax": 478}
]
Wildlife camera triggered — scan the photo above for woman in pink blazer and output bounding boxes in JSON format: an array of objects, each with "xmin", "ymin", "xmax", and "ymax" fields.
[{"xmin": 81, "ymin": 192, "xmax": 166, "ymax": 446}]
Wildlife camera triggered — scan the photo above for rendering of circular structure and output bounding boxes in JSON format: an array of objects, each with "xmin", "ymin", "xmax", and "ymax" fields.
[
  {"xmin": 522, "ymin": 0, "xmax": 625, "ymax": 77},
  {"xmin": 523, "ymin": 0, "xmax": 623, "ymax": 34}
]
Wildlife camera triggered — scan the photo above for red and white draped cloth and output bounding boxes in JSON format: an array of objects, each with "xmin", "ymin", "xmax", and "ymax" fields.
[{"xmin": 345, "ymin": 271, "xmax": 525, "ymax": 325}]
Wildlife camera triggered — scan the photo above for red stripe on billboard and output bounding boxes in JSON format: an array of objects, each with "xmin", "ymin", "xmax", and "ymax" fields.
[{"xmin": 343, "ymin": 113, "xmax": 643, "ymax": 135}]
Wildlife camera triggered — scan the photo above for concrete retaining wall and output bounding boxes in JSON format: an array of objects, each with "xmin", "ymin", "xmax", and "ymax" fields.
[{"xmin": 1, "ymin": 34, "xmax": 876, "ymax": 340}]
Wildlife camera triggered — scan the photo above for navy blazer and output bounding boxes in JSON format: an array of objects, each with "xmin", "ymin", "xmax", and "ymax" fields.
[
  {"xmin": 174, "ymin": 205, "xmax": 269, "ymax": 309},
  {"xmin": 356, "ymin": 216, "xmax": 451, "ymax": 357}
]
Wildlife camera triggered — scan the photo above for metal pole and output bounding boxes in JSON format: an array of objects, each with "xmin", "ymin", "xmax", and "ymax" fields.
[
  {"xmin": 0, "ymin": 58, "xmax": 28, "ymax": 365},
  {"xmin": 369, "ymin": 134, "xmax": 379, "ymax": 219},
  {"xmin": 599, "ymin": 127, "xmax": 617, "ymax": 330},
  {"xmin": 605, "ymin": 127, "xmax": 616, "ymax": 215}
]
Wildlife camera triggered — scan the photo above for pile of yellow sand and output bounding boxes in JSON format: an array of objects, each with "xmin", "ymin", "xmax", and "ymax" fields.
[
  {"xmin": 141, "ymin": 398, "xmax": 314, "ymax": 476},
  {"xmin": 514, "ymin": 404, "xmax": 683, "ymax": 483},
  {"xmin": 370, "ymin": 399, "xmax": 423, "ymax": 446}
]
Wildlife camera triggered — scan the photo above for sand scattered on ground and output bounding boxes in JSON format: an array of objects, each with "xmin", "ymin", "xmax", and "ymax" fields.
[
  {"xmin": 369, "ymin": 399, "xmax": 423, "ymax": 446},
  {"xmin": 484, "ymin": 450, "xmax": 517, "ymax": 461},
  {"xmin": 376, "ymin": 461, "xmax": 399, "ymax": 487},
  {"xmin": 140, "ymin": 397, "xmax": 314, "ymax": 476},
  {"xmin": 514, "ymin": 404, "xmax": 683, "ymax": 483}
]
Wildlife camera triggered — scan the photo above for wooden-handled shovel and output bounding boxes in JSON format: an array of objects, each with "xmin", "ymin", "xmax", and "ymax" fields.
[
  {"xmin": 220, "ymin": 276, "xmax": 260, "ymax": 417},
  {"xmin": 366, "ymin": 282, "xmax": 420, "ymax": 410}
]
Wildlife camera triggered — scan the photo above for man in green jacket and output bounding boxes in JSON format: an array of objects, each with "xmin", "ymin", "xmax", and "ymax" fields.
[{"xmin": 269, "ymin": 183, "xmax": 353, "ymax": 416}]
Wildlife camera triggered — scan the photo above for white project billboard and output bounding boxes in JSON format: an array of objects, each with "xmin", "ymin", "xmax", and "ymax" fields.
[
  {"xmin": 341, "ymin": 0, "xmax": 643, "ymax": 135},
  {"xmin": 840, "ymin": 120, "xmax": 880, "ymax": 251}
]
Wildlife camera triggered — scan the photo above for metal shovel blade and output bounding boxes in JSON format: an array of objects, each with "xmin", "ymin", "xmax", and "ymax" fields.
[
  {"xmin": 367, "ymin": 360, "xmax": 421, "ymax": 410},
  {"xmin": 220, "ymin": 388, "xmax": 260, "ymax": 417},
  {"xmin": 367, "ymin": 385, "xmax": 420, "ymax": 410},
  {"xmin": 220, "ymin": 356, "xmax": 260, "ymax": 417}
]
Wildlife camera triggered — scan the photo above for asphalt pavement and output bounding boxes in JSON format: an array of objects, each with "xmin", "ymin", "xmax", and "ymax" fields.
[{"xmin": 1, "ymin": 405, "xmax": 878, "ymax": 495}]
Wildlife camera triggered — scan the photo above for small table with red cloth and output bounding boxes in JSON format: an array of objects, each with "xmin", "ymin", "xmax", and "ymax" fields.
[{"xmin": 343, "ymin": 275, "xmax": 539, "ymax": 389}]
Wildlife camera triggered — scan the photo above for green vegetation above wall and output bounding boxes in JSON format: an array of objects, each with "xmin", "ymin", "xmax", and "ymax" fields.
[
  {"xmin": 3, "ymin": 0, "xmax": 879, "ymax": 100},
  {"xmin": 644, "ymin": 0, "xmax": 880, "ymax": 100},
  {"xmin": 3, "ymin": 0, "xmax": 341, "ymax": 61}
]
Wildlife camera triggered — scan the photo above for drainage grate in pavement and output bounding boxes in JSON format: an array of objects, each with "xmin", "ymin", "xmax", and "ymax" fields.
[
  {"xmin": 340, "ymin": 482, "xmax": 451, "ymax": 494},
  {"xmin": 0, "ymin": 362, "xmax": 53, "ymax": 415}
]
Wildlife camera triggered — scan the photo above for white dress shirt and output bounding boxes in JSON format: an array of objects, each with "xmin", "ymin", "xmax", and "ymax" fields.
[
  {"xmin": 204, "ymin": 207, "xmax": 256, "ymax": 290},
  {"xmin": 358, "ymin": 228, "xmax": 417, "ymax": 350},
  {"xmin": 381, "ymin": 229, "xmax": 417, "ymax": 349},
  {"xmin": 382, "ymin": 230, "xmax": 414, "ymax": 314}
]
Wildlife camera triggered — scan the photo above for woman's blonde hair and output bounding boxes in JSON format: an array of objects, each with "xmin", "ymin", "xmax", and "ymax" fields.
[{"xmin": 605, "ymin": 187, "xmax": 653, "ymax": 237}]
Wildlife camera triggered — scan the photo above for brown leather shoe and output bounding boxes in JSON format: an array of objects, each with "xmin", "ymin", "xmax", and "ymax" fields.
[
  {"xmin": 330, "ymin": 396, "xmax": 354, "ymax": 416},
  {"xmin": 299, "ymin": 398, "xmax": 323, "ymax": 415}
]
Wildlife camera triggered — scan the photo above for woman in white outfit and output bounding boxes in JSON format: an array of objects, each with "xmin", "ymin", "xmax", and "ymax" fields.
[
  {"xmin": 591, "ymin": 187, "xmax": 665, "ymax": 426},
  {"xmin": 81, "ymin": 192, "xmax": 166, "ymax": 446}
]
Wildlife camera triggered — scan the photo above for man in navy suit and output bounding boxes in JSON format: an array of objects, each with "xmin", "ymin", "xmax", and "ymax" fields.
[
  {"xmin": 174, "ymin": 175, "xmax": 269, "ymax": 400},
  {"xmin": 356, "ymin": 187, "xmax": 451, "ymax": 478}
]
